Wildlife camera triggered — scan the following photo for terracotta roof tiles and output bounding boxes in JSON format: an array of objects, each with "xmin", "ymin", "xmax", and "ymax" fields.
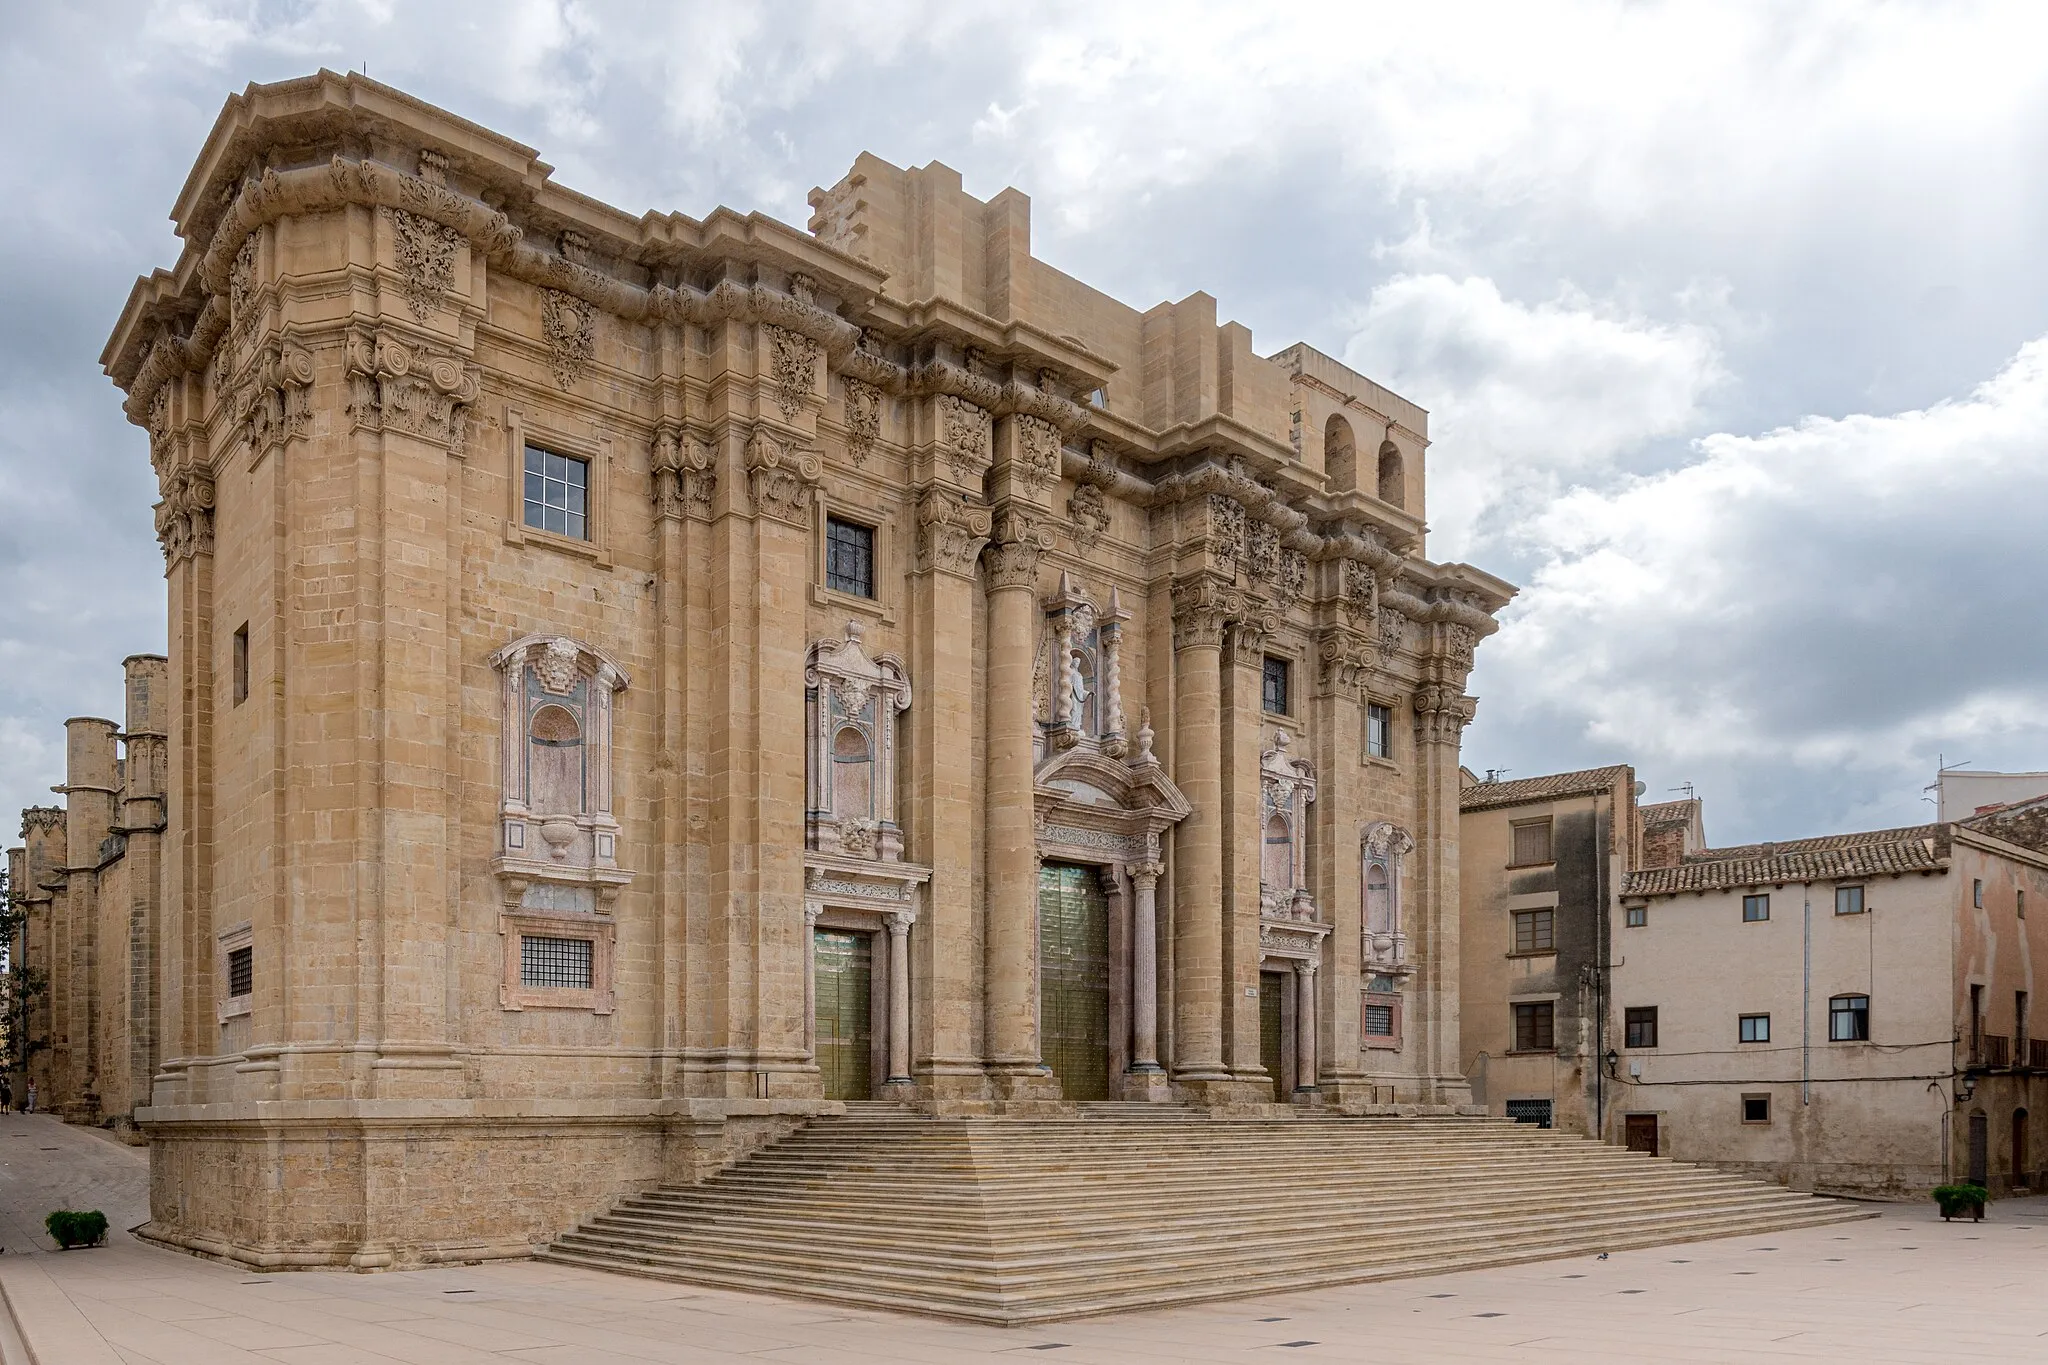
[
  {"xmin": 1460, "ymin": 765, "xmax": 1633, "ymax": 813},
  {"xmin": 1623, "ymin": 824, "xmax": 1945, "ymax": 898}
]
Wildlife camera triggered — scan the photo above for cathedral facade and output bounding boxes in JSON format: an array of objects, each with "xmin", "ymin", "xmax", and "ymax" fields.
[{"xmin": 49, "ymin": 71, "xmax": 1512, "ymax": 1267}]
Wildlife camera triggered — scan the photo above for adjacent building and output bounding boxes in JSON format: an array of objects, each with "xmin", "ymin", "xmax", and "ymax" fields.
[{"xmin": 7, "ymin": 71, "xmax": 1515, "ymax": 1269}]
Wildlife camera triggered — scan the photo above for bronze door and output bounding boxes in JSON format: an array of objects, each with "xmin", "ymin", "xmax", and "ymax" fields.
[
  {"xmin": 1039, "ymin": 862, "xmax": 1111, "ymax": 1101},
  {"xmin": 1624, "ymin": 1113, "xmax": 1658, "ymax": 1155},
  {"xmin": 1260, "ymin": 971, "xmax": 1288, "ymax": 1098},
  {"xmin": 814, "ymin": 929, "xmax": 873, "ymax": 1101}
]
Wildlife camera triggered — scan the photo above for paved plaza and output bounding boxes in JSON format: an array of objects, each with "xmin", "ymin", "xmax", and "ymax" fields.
[{"xmin": 1, "ymin": 1113, "xmax": 2045, "ymax": 1363}]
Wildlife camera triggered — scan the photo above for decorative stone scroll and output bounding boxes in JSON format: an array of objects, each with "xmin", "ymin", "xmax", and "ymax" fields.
[
  {"xmin": 744, "ymin": 428, "xmax": 821, "ymax": 525},
  {"xmin": 1412, "ymin": 683, "xmax": 1477, "ymax": 746},
  {"xmin": 1362, "ymin": 821, "xmax": 1416, "ymax": 975},
  {"xmin": 936, "ymin": 393, "xmax": 993, "ymax": 484},
  {"xmin": 840, "ymin": 376, "xmax": 881, "ymax": 467},
  {"xmin": 764, "ymin": 324, "xmax": 820, "ymax": 420},
  {"xmin": 342, "ymin": 328, "xmax": 480, "ymax": 454},
  {"xmin": 1067, "ymin": 481, "xmax": 1112, "ymax": 549},
  {"xmin": 489, "ymin": 634, "xmax": 633, "ymax": 913},
  {"xmin": 805, "ymin": 620, "xmax": 911, "ymax": 861},
  {"xmin": 651, "ymin": 426, "xmax": 716, "ymax": 521},
  {"xmin": 539, "ymin": 287, "xmax": 595, "ymax": 388},
  {"xmin": 243, "ymin": 340, "xmax": 314, "ymax": 457},
  {"xmin": 1015, "ymin": 414, "xmax": 1061, "ymax": 493},
  {"xmin": 388, "ymin": 208, "xmax": 462, "ymax": 321},
  {"xmin": 154, "ymin": 467, "xmax": 216, "ymax": 564},
  {"xmin": 914, "ymin": 488, "xmax": 992, "ymax": 578}
]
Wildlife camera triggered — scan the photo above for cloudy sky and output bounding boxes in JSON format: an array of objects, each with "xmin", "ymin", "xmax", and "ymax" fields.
[{"xmin": 4, "ymin": 1, "xmax": 2046, "ymax": 848}]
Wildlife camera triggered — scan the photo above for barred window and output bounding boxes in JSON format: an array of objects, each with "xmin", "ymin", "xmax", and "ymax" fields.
[
  {"xmin": 523, "ymin": 446, "xmax": 589, "ymax": 540},
  {"xmin": 1366, "ymin": 702, "xmax": 1393, "ymax": 759},
  {"xmin": 1363, "ymin": 1003, "xmax": 1395, "ymax": 1037},
  {"xmin": 1261, "ymin": 656, "xmax": 1290, "ymax": 716},
  {"xmin": 825, "ymin": 517, "xmax": 875, "ymax": 598},
  {"xmin": 521, "ymin": 935, "xmax": 594, "ymax": 990},
  {"xmin": 227, "ymin": 945, "xmax": 253, "ymax": 999},
  {"xmin": 1513, "ymin": 909, "xmax": 1554, "ymax": 953}
]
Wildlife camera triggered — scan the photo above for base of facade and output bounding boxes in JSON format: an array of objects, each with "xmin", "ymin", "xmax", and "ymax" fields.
[{"xmin": 134, "ymin": 1098, "xmax": 828, "ymax": 1272}]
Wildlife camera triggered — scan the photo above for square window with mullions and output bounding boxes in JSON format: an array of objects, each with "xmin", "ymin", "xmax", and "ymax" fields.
[
  {"xmin": 1512, "ymin": 1001, "xmax": 1554, "ymax": 1052},
  {"xmin": 1625, "ymin": 1006, "xmax": 1659, "ymax": 1049},
  {"xmin": 1743, "ymin": 893, "xmax": 1769, "ymax": 922},
  {"xmin": 1739, "ymin": 1013, "xmax": 1770, "ymax": 1043},
  {"xmin": 1513, "ymin": 909, "xmax": 1554, "ymax": 953},
  {"xmin": 824, "ymin": 516, "xmax": 875, "ymax": 599},
  {"xmin": 1262, "ymin": 656, "xmax": 1290, "ymax": 715},
  {"xmin": 227, "ymin": 945, "xmax": 252, "ymax": 999},
  {"xmin": 523, "ymin": 445, "xmax": 589, "ymax": 541},
  {"xmin": 521, "ymin": 935, "xmax": 594, "ymax": 990}
]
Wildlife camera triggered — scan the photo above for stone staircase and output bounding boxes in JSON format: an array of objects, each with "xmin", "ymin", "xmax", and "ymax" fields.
[{"xmin": 538, "ymin": 1111, "xmax": 1872, "ymax": 1324}]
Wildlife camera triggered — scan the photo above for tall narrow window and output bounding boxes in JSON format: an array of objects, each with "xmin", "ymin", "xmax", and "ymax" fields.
[
  {"xmin": 824, "ymin": 516, "xmax": 875, "ymax": 598},
  {"xmin": 1511, "ymin": 818, "xmax": 1553, "ymax": 867},
  {"xmin": 1974, "ymin": 878, "xmax": 1985, "ymax": 908},
  {"xmin": 227, "ymin": 944, "xmax": 253, "ymax": 999},
  {"xmin": 1625, "ymin": 1006, "xmax": 1659, "ymax": 1049},
  {"xmin": 1742, "ymin": 893, "xmax": 1769, "ymax": 922},
  {"xmin": 1835, "ymin": 885, "xmax": 1865, "ymax": 915},
  {"xmin": 1971, "ymin": 983, "xmax": 1984, "ymax": 1056},
  {"xmin": 1366, "ymin": 702, "xmax": 1393, "ymax": 759},
  {"xmin": 232, "ymin": 623, "xmax": 249, "ymax": 705},
  {"xmin": 523, "ymin": 445, "xmax": 589, "ymax": 540},
  {"xmin": 1829, "ymin": 993, "xmax": 1870, "ymax": 1041},
  {"xmin": 1262, "ymin": 656, "xmax": 1290, "ymax": 716}
]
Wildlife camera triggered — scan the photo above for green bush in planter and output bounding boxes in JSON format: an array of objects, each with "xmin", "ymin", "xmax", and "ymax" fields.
[
  {"xmin": 44, "ymin": 1210, "xmax": 109, "ymax": 1249},
  {"xmin": 1932, "ymin": 1183, "xmax": 1989, "ymax": 1221}
]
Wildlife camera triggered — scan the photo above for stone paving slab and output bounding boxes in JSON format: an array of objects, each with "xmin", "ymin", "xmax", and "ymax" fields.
[{"xmin": 3, "ymin": 1111, "xmax": 2048, "ymax": 1362}]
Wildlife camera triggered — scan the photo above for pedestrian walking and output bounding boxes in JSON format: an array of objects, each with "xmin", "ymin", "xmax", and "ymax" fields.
[{"xmin": 23, "ymin": 1079, "xmax": 35, "ymax": 1115}]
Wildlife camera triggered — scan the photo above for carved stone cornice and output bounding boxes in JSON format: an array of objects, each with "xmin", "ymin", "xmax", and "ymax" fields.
[
  {"xmin": 652, "ymin": 425, "xmax": 716, "ymax": 523},
  {"xmin": 914, "ymin": 488, "xmax": 993, "ymax": 578},
  {"xmin": 20, "ymin": 807, "xmax": 63, "ymax": 838},
  {"xmin": 1412, "ymin": 684, "xmax": 1477, "ymax": 745},
  {"xmin": 342, "ymin": 327, "xmax": 480, "ymax": 454},
  {"xmin": 983, "ymin": 506, "xmax": 1053, "ymax": 590},
  {"xmin": 839, "ymin": 375, "xmax": 881, "ymax": 467},
  {"xmin": 1170, "ymin": 575, "xmax": 1237, "ymax": 652},
  {"xmin": 744, "ymin": 428, "xmax": 821, "ymax": 525},
  {"xmin": 154, "ymin": 466, "xmax": 216, "ymax": 564}
]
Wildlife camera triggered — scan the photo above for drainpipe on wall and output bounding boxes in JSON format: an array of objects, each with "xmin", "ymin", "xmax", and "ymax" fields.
[{"xmin": 1803, "ymin": 891, "xmax": 1812, "ymax": 1107}]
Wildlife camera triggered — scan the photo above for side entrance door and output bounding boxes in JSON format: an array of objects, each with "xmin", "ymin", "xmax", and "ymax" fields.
[
  {"xmin": 1259, "ymin": 971, "xmax": 1288, "ymax": 1099},
  {"xmin": 1624, "ymin": 1113, "xmax": 1659, "ymax": 1155},
  {"xmin": 1039, "ymin": 862, "xmax": 1111, "ymax": 1100},
  {"xmin": 813, "ymin": 928, "xmax": 874, "ymax": 1101}
]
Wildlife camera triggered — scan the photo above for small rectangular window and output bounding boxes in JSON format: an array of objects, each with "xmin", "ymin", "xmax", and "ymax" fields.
[
  {"xmin": 1261, "ymin": 656, "xmax": 1290, "ymax": 716},
  {"xmin": 1829, "ymin": 993, "xmax": 1870, "ymax": 1042},
  {"xmin": 227, "ymin": 945, "xmax": 253, "ymax": 999},
  {"xmin": 1510, "ymin": 818, "xmax": 1553, "ymax": 867},
  {"xmin": 1363, "ymin": 1003, "xmax": 1395, "ymax": 1037},
  {"xmin": 232, "ymin": 623, "xmax": 250, "ymax": 705},
  {"xmin": 523, "ymin": 445, "xmax": 590, "ymax": 540},
  {"xmin": 824, "ymin": 516, "xmax": 875, "ymax": 598},
  {"xmin": 1625, "ymin": 1006, "xmax": 1659, "ymax": 1049},
  {"xmin": 1366, "ymin": 702, "xmax": 1393, "ymax": 759},
  {"xmin": 1625, "ymin": 905, "xmax": 1648, "ymax": 928},
  {"xmin": 1512, "ymin": 1001, "xmax": 1555, "ymax": 1052},
  {"xmin": 1835, "ymin": 885, "xmax": 1865, "ymax": 916},
  {"xmin": 1512, "ymin": 909, "xmax": 1555, "ymax": 954},
  {"xmin": 1974, "ymin": 878, "xmax": 1984, "ymax": 908},
  {"xmin": 1742, "ymin": 893, "xmax": 1769, "ymax": 922},
  {"xmin": 1739, "ymin": 1013, "xmax": 1770, "ymax": 1043},
  {"xmin": 521, "ymin": 935, "xmax": 594, "ymax": 990},
  {"xmin": 1742, "ymin": 1094, "xmax": 1771, "ymax": 1124}
]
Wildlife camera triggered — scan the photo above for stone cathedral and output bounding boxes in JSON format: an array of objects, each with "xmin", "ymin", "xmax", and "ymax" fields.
[{"xmin": 35, "ymin": 72, "xmax": 1518, "ymax": 1269}]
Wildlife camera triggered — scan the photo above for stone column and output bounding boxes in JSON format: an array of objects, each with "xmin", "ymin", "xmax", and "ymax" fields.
[
  {"xmin": 1222, "ymin": 618, "xmax": 1271, "ymax": 1084},
  {"xmin": 1128, "ymin": 861, "xmax": 1165, "ymax": 1071},
  {"xmin": 982, "ymin": 508, "xmax": 1055, "ymax": 1098},
  {"xmin": 62, "ymin": 716, "xmax": 119, "ymax": 1120},
  {"xmin": 1294, "ymin": 960, "xmax": 1319, "ymax": 1094},
  {"xmin": 1169, "ymin": 576, "xmax": 1231, "ymax": 1085},
  {"xmin": 1413, "ymin": 683, "xmax": 1478, "ymax": 1106},
  {"xmin": 887, "ymin": 913, "xmax": 914, "ymax": 1085}
]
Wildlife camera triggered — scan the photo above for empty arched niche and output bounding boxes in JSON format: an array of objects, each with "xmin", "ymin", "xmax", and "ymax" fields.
[
  {"xmin": 1324, "ymin": 414, "xmax": 1357, "ymax": 491},
  {"xmin": 1377, "ymin": 440, "xmax": 1406, "ymax": 508},
  {"xmin": 528, "ymin": 703, "xmax": 584, "ymax": 816}
]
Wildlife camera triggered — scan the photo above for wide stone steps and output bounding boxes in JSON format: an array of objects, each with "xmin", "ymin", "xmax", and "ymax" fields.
[{"xmin": 539, "ymin": 1113, "xmax": 1871, "ymax": 1323}]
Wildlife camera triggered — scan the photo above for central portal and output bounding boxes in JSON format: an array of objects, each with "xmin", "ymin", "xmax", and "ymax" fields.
[
  {"xmin": 814, "ymin": 929, "xmax": 874, "ymax": 1101},
  {"xmin": 1039, "ymin": 862, "xmax": 1111, "ymax": 1100}
]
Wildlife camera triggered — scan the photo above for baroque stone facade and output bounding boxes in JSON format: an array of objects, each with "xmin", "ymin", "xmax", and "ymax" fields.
[{"xmin": 22, "ymin": 72, "xmax": 1514, "ymax": 1269}]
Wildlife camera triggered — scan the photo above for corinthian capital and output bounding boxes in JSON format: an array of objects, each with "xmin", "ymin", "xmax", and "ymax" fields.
[
  {"xmin": 1412, "ymin": 684, "xmax": 1478, "ymax": 745},
  {"xmin": 983, "ymin": 506, "xmax": 1053, "ymax": 589},
  {"xmin": 1170, "ymin": 575, "xmax": 1237, "ymax": 651},
  {"xmin": 915, "ymin": 487, "xmax": 993, "ymax": 578}
]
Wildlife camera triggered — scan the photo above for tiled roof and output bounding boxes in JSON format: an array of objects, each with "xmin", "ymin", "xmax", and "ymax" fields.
[
  {"xmin": 1623, "ymin": 824, "xmax": 1945, "ymax": 897},
  {"xmin": 1959, "ymin": 794, "xmax": 2048, "ymax": 855},
  {"xmin": 1460, "ymin": 765, "xmax": 1632, "ymax": 813},
  {"xmin": 1637, "ymin": 799, "xmax": 1695, "ymax": 827}
]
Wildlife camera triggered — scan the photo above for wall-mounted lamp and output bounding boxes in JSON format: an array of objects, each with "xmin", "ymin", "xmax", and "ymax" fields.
[
  {"xmin": 1604, "ymin": 1048, "xmax": 1620, "ymax": 1078},
  {"xmin": 1958, "ymin": 1073, "xmax": 1977, "ymax": 1103}
]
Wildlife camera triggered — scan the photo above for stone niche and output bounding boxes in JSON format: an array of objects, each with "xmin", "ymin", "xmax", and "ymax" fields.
[
  {"xmin": 1363, "ymin": 819, "xmax": 1416, "ymax": 976},
  {"xmin": 804, "ymin": 619, "xmax": 910, "ymax": 862}
]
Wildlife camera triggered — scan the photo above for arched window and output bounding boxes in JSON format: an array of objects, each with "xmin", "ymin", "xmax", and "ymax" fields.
[
  {"xmin": 1366, "ymin": 861, "xmax": 1392, "ymax": 936},
  {"xmin": 1377, "ymin": 441, "xmax": 1405, "ymax": 508},
  {"xmin": 528, "ymin": 703, "xmax": 584, "ymax": 815},
  {"xmin": 1263, "ymin": 813, "xmax": 1294, "ymax": 892},
  {"xmin": 1324, "ymin": 414, "xmax": 1357, "ymax": 490},
  {"xmin": 832, "ymin": 725, "xmax": 873, "ymax": 821}
]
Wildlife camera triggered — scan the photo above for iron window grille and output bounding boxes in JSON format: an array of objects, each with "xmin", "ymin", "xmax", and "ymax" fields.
[
  {"xmin": 1513, "ymin": 909, "xmax": 1555, "ymax": 953},
  {"xmin": 521, "ymin": 935, "xmax": 594, "ymax": 991},
  {"xmin": 227, "ymin": 946, "xmax": 253, "ymax": 999},
  {"xmin": 1512, "ymin": 1001, "xmax": 1555, "ymax": 1052},
  {"xmin": 1829, "ymin": 993, "xmax": 1870, "ymax": 1041},
  {"xmin": 1625, "ymin": 1006, "xmax": 1659, "ymax": 1049},
  {"xmin": 1505, "ymin": 1099, "xmax": 1553, "ymax": 1129},
  {"xmin": 1742, "ymin": 893, "xmax": 1769, "ymax": 922},
  {"xmin": 1363, "ymin": 1003, "xmax": 1395, "ymax": 1037},
  {"xmin": 1261, "ymin": 656, "xmax": 1290, "ymax": 716},
  {"xmin": 1739, "ymin": 1013, "xmax": 1770, "ymax": 1043},
  {"xmin": 824, "ymin": 516, "xmax": 875, "ymax": 598},
  {"xmin": 1366, "ymin": 702, "xmax": 1393, "ymax": 759},
  {"xmin": 523, "ymin": 445, "xmax": 589, "ymax": 540}
]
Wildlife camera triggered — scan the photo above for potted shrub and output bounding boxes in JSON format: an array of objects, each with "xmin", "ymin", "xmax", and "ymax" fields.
[
  {"xmin": 44, "ymin": 1210, "xmax": 109, "ymax": 1249},
  {"xmin": 1933, "ymin": 1183, "xmax": 1989, "ymax": 1222}
]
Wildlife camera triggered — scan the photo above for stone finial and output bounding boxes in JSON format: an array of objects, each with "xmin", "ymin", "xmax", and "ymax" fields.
[{"xmin": 1134, "ymin": 707, "xmax": 1156, "ymax": 764}]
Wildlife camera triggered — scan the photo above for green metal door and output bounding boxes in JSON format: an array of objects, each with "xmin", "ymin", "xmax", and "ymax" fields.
[
  {"xmin": 1260, "ymin": 971, "xmax": 1287, "ymax": 1099},
  {"xmin": 814, "ymin": 929, "xmax": 873, "ymax": 1101},
  {"xmin": 1039, "ymin": 863, "xmax": 1111, "ymax": 1101}
]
